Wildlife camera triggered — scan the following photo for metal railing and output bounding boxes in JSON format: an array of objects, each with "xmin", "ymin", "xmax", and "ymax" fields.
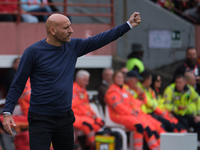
[
  {"xmin": 150, "ymin": 0, "xmax": 199, "ymax": 24},
  {"xmin": 0, "ymin": 0, "xmax": 114, "ymax": 25},
  {"xmin": 171, "ymin": 7, "xmax": 199, "ymax": 24}
]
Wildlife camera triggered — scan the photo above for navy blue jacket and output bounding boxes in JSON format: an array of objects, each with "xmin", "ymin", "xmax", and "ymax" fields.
[{"xmin": 3, "ymin": 22, "xmax": 130, "ymax": 115}]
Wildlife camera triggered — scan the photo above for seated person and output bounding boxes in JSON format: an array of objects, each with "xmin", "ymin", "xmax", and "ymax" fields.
[
  {"xmin": 20, "ymin": 0, "xmax": 52, "ymax": 22},
  {"xmin": 18, "ymin": 78, "xmax": 31, "ymax": 117},
  {"xmin": 5, "ymin": 57, "xmax": 20, "ymax": 93},
  {"xmin": 0, "ymin": 0, "xmax": 38, "ymax": 23},
  {"xmin": 0, "ymin": 0, "xmax": 17, "ymax": 22},
  {"xmin": 0, "ymin": 79, "xmax": 31, "ymax": 150},
  {"xmin": 164, "ymin": 74, "xmax": 200, "ymax": 139},
  {"xmin": 72, "ymin": 70, "xmax": 104, "ymax": 150},
  {"xmin": 138, "ymin": 70, "xmax": 187, "ymax": 133},
  {"xmin": 185, "ymin": 71, "xmax": 200, "ymax": 116},
  {"xmin": 97, "ymin": 68, "xmax": 114, "ymax": 112},
  {"xmin": 105, "ymin": 71, "xmax": 161, "ymax": 150},
  {"xmin": 183, "ymin": 2, "xmax": 200, "ymax": 23},
  {"xmin": 151, "ymin": 74, "xmax": 162, "ymax": 100}
]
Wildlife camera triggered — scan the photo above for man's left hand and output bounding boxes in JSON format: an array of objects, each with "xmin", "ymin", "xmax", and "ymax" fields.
[
  {"xmin": 194, "ymin": 116, "xmax": 200, "ymax": 123},
  {"xmin": 128, "ymin": 12, "xmax": 141, "ymax": 27}
]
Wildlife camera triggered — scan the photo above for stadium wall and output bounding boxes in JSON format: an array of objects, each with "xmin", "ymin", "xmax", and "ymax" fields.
[{"xmin": 115, "ymin": 0, "xmax": 196, "ymax": 69}]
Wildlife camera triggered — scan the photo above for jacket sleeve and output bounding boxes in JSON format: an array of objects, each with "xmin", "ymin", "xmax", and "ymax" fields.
[
  {"xmin": 143, "ymin": 90, "xmax": 158, "ymax": 111},
  {"xmin": 73, "ymin": 23, "xmax": 131, "ymax": 57},
  {"xmin": 196, "ymin": 97, "xmax": 200, "ymax": 116},
  {"xmin": 187, "ymin": 87, "xmax": 199, "ymax": 115},
  {"xmin": 105, "ymin": 91, "xmax": 135, "ymax": 115},
  {"xmin": 3, "ymin": 48, "xmax": 33, "ymax": 113},
  {"xmin": 163, "ymin": 87, "xmax": 178, "ymax": 113}
]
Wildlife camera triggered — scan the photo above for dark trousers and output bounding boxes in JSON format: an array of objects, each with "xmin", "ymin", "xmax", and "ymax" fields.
[
  {"xmin": 150, "ymin": 113, "xmax": 175, "ymax": 132},
  {"xmin": 173, "ymin": 114, "xmax": 200, "ymax": 138},
  {"xmin": 28, "ymin": 110, "xmax": 75, "ymax": 150},
  {"xmin": 0, "ymin": 14, "xmax": 15, "ymax": 22},
  {"xmin": 150, "ymin": 113, "xmax": 187, "ymax": 132}
]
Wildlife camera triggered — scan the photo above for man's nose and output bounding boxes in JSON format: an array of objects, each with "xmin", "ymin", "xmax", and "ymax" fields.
[{"xmin": 69, "ymin": 27, "xmax": 74, "ymax": 33}]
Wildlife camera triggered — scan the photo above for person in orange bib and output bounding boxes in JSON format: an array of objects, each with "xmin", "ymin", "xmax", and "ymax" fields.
[
  {"xmin": 0, "ymin": 79, "xmax": 31, "ymax": 128},
  {"xmin": 105, "ymin": 71, "xmax": 160, "ymax": 150},
  {"xmin": 0, "ymin": 79, "xmax": 31, "ymax": 150},
  {"xmin": 18, "ymin": 78, "xmax": 31, "ymax": 117},
  {"xmin": 124, "ymin": 71, "xmax": 166, "ymax": 137},
  {"xmin": 72, "ymin": 70, "xmax": 104, "ymax": 150}
]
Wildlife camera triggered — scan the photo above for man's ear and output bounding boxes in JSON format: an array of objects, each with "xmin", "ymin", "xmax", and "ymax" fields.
[{"xmin": 50, "ymin": 27, "xmax": 56, "ymax": 35}]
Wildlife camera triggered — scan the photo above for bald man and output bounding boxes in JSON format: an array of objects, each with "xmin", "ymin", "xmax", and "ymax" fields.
[
  {"xmin": 185, "ymin": 71, "xmax": 196, "ymax": 88},
  {"xmin": 3, "ymin": 13, "xmax": 141, "ymax": 150}
]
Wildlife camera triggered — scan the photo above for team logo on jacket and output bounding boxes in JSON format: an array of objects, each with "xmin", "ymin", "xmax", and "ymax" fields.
[
  {"xmin": 174, "ymin": 96, "xmax": 181, "ymax": 101},
  {"xmin": 79, "ymin": 93, "xmax": 85, "ymax": 99},
  {"xmin": 112, "ymin": 96, "xmax": 116, "ymax": 100},
  {"xmin": 122, "ymin": 93, "xmax": 128, "ymax": 98}
]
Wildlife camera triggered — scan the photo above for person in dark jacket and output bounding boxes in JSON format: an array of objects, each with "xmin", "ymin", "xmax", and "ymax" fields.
[
  {"xmin": 173, "ymin": 47, "xmax": 200, "ymax": 94},
  {"xmin": 126, "ymin": 43, "xmax": 145, "ymax": 73},
  {"xmin": 5, "ymin": 57, "xmax": 20, "ymax": 93},
  {"xmin": 97, "ymin": 68, "xmax": 114, "ymax": 112}
]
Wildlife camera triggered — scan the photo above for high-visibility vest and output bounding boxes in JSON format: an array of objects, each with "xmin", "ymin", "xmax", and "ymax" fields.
[
  {"xmin": 126, "ymin": 58, "xmax": 145, "ymax": 73},
  {"xmin": 163, "ymin": 83, "xmax": 199, "ymax": 116},
  {"xmin": 136, "ymin": 83, "xmax": 159, "ymax": 114}
]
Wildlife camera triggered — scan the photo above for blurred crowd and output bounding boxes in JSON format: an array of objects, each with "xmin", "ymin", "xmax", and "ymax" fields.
[
  {"xmin": 0, "ymin": 0, "xmax": 200, "ymax": 150},
  {"xmin": 151, "ymin": 0, "xmax": 200, "ymax": 24},
  {"xmin": 0, "ymin": 0, "xmax": 59, "ymax": 22},
  {"xmin": 95, "ymin": 46, "xmax": 200, "ymax": 150},
  {"xmin": 0, "ymin": 46, "xmax": 200, "ymax": 150},
  {"xmin": 1, "ymin": 0, "xmax": 200, "ymax": 24}
]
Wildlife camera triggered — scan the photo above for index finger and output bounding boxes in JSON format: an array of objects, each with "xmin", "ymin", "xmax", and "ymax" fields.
[
  {"xmin": 132, "ymin": 12, "xmax": 140, "ymax": 17},
  {"xmin": 7, "ymin": 125, "xmax": 14, "ymax": 135},
  {"xmin": 4, "ymin": 123, "xmax": 14, "ymax": 135}
]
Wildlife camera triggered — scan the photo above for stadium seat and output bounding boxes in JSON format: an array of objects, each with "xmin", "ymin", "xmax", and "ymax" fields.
[
  {"xmin": 104, "ymin": 105, "xmax": 125, "ymax": 128},
  {"xmin": 105, "ymin": 105, "xmax": 135, "ymax": 150},
  {"xmin": 96, "ymin": 103, "xmax": 105, "ymax": 121},
  {"xmin": 89, "ymin": 103, "xmax": 102, "ymax": 118},
  {"xmin": 74, "ymin": 103, "xmax": 104, "ymax": 138}
]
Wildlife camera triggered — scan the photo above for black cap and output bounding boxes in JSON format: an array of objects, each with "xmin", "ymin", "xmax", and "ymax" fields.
[
  {"xmin": 126, "ymin": 70, "xmax": 143, "ymax": 80},
  {"xmin": 131, "ymin": 43, "xmax": 143, "ymax": 52},
  {"xmin": 127, "ymin": 43, "xmax": 144, "ymax": 59}
]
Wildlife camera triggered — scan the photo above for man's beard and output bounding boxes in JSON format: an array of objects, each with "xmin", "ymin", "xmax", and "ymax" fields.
[{"xmin": 186, "ymin": 58, "xmax": 196, "ymax": 65}]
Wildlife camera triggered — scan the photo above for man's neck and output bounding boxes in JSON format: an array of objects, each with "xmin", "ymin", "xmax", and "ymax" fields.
[{"xmin": 46, "ymin": 37, "xmax": 63, "ymax": 47}]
